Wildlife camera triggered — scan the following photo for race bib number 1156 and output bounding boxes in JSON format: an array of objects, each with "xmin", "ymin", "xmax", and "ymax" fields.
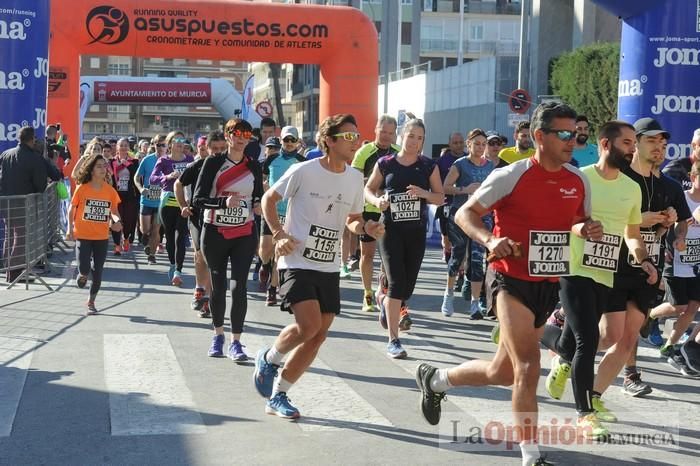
[{"xmin": 303, "ymin": 224, "xmax": 339, "ymax": 263}]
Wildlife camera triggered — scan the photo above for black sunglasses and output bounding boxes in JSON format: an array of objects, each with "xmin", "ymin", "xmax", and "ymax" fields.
[{"xmin": 283, "ymin": 137, "xmax": 298, "ymax": 143}]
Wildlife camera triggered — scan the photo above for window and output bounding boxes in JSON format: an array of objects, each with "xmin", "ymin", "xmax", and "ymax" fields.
[
  {"xmin": 401, "ymin": 23, "xmax": 412, "ymax": 45},
  {"xmin": 107, "ymin": 64, "xmax": 130, "ymax": 75},
  {"xmin": 470, "ymin": 22, "xmax": 484, "ymax": 41},
  {"xmin": 90, "ymin": 57, "xmax": 100, "ymax": 69},
  {"xmin": 500, "ymin": 22, "xmax": 516, "ymax": 41},
  {"xmin": 197, "ymin": 59, "xmax": 213, "ymax": 65},
  {"xmin": 89, "ymin": 105, "xmax": 100, "ymax": 112},
  {"xmin": 149, "ymin": 58, "xmax": 165, "ymax": 64},
  {"xmin": 173, "ymin": 58, "xmax": 187, "ymax": 66}
]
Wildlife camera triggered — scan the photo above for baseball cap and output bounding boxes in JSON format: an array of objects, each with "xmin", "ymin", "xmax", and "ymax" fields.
[
  {"xmin": 280, "ymin": 126, "xmax": 299, "ymax": 140},
  {"xmin": 486, "ymin": 131, "xmax": 502, "ymax": 142},
  {"xmin": 197, "ymin": 136, "xmax": 207, "ymax": 147},
  {"xmin": 633, "ymin": 117, "xmax": 670, "ymax": 139},
  {"xmin": 265, "ymin": 136, "xmax": 281, "ymax": 148}
]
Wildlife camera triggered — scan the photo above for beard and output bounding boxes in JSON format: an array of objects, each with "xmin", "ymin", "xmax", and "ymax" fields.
[
  {"xmin": 608, "ymin": 144, "xmax": 633, "ymax": 170},
  {"xmin": 576, "ymin": 134, "xmax": 589, "ymax": 145}
]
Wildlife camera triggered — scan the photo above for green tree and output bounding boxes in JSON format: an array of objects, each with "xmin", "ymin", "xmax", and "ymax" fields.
[{"xmin": 550, "ymin": 42, "xmax": 620, "ymax": 133}]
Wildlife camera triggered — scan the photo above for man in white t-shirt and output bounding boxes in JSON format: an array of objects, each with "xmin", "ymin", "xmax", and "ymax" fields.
[{"xmin": 255, "ymin": 114, "xmax": 385, "ymax": 419}]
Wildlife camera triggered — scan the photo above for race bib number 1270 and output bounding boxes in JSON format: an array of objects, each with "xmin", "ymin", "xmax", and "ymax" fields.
[{"xmin": 528, "ymin": 230, "xmax": 570, "ymax": 277}]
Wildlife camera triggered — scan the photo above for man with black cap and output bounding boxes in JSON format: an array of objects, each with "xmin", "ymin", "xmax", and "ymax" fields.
[
  {"xmin": 259, "ymin": 127, "xmax": 305, "ymax": 305},
  {"xmin": 590, "ymin": 117, "xmax": 690, "ymax": 412}
]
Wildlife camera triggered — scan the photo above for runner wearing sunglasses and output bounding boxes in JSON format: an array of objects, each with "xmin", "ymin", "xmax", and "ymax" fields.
[
  {"xmin": 193, "ymin": 119, "xmax": 263, "ymax": 361},
  {"xmin": 416, "ymin": 103, "xmax": 591, "ymax": 466},
  {"xmin": 259, "ymin": 126, "xmax": 306, "ymax": 306},
  {"xmin": 150, "ymin": 131, "xmax": 195, "ymax": 286},
  {"xmin": 541, "ymin": 120, "xmax": 657, "ymax": 439},
  {"xmin": 365, "ymin": 118, "xmax": 445, "ymax": 359},
  {"xmin": 254, "ymin": 114, "xmax": 383, "ymax": 419}
]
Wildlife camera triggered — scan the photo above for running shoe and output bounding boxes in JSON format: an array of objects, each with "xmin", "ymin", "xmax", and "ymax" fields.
[
  {"xmin": 168, "ymin": 264, "xmax": 176, "ymax": 282},
  {"xmin": 86, "ymin": 301, "xmax": 98, "ymax": 316},
  {"xmin": 681, "ymin": 340, "xmax": 700, "ymax": 373},
  {"xmin": 362, "ymin": 292, "xmax": 376, "ymax": 312},
  {"xmin": 259, "ymin": 263, "xmax": 270, "ymax": 290},
  {"xmin": 679, "ymin": 329, "xmax": 692, "ymax": 345},
  {"xmin": 577, "ymin": 413, "xmax": 609, "ymax": 440},
  {"xmin": 377, "ymin": 290, "xmax": 388, "ymax": 329},
  {"xmin": 172, "ymin": 270, "xmax": 183, "ymax": 287},
  {"xmin": 253, "ymin": 348, "xmax": 279, "ymax": 398},
  {"xmin": 122, "ymin": 239, "xmax": 130, "ymax": 252},
  {"xmin": 531, "ymin": 458, "xmax": 554, "ymax": 466},
  {"xmin": 545, "ymin": 355, "xmax": 571, "ymax": 400},
  {"xmin": 387, "ymin": 338, "xmax": 407, "ymax": 359},
  {"xmin": 399, "ymin": 305, "xmax": 413, "ymax": 331},
  {"xmin": 454, "ymin": 271, "xmax": 464, "ymax": 292},
  {"xmin": 668, "ymin": 349, "xmax": 700, "ymax": 378},
  {"xmin": 198, "ymin": 301, "xmax": 211, "ymax": 319},
  {"xmin": 157, "ymin": 244, "xmax": 165, "ymax": 254},
  {"xmin": 113, "ymin": 244, "xmax": 122, "ymax": 256},
  {"xmin": 646, "ymin": 318, "xmax": 664, "ymax": 347},
  {"xmin": 469, "ymin": 300, "xmax": 483, "ymax": 320},
  {"xmin": 228, "ymin": 340, "xmax": 248, "ymax": 362},
  {"xmin": 660, "ymin": 343, "xmax": 674, "ymax": 359},
  {"xmin": 415, "ymin": 363, "xmax": 446, "ymax": 425},
  {"xmin": 191, "ymin": 288, "xmax": 206, "ymax": 311},
  {"xmin": 266, "ymin": 392, "xmax": 300, "ymax": 419},
  {"xmin": 491, "ymin": 323, "xmax": 500, "ymax": 345},
  {"xmin": 441, "ymin": 293, "xmax": 455, "ymax": 317},
  {"xmin": 266, "ymin": 287, "xmax": 277, "ymax": 306},
  {"xmin": 339, "ymin": 263, "xmax": 352, "ymax": 279},
  {"xmin": 208, "ymin": 334, "xmax": 225, "ymax": 357},
  {"xmin": 592, "ymin": 395, "xmax": 617, "ymax": 422},
  {"xmin": 144, "ymin": 244, "xmax": 152, "ymax": 256},
  {"xmin": 348, "ymin": 255, "xmax": 360, "ymax": 272},
  {"xmin": 546, "ymin": 309, "xmax": 565, "ymax": 329},
  {"xmin": 76, "ymin": 274, "xmax": 88, "ymax": 289},
  {"xmin": 622, "ymin": 371, "xmax": 652, "ymax": 397},
  {"xmin": 147, "ymin": 254, "xmax": 156, "ymax": 265}
]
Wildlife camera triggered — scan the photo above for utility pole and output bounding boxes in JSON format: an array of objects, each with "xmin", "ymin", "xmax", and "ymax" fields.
[{"xmin": 517, "ymin": 0, "xmax": 530, "ymax": 90}]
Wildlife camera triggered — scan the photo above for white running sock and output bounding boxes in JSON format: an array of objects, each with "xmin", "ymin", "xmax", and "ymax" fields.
[
  {"xmin": 520, "ymin": 441, "xmax": 540, "ymax": 466},
  {"xmin": 272, "ymin": 376, "xmax": 293, "ymax": 397},
  {"xmin": 430, "ymin": 368, "xmax": 452, "ymax": 392},
  {"xmin": 265, "ymin": 346, "xmax": 285, "ymax": 365}
]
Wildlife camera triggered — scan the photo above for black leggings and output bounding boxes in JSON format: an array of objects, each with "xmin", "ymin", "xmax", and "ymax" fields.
[
  {"xmin": 201, "ymin": 225, "xmax": 257, "ymax": 332},
  {"xmin": 112, "ymin": 196, "xmax": 139, "ymax": 245},
  {"xmin": 76, "ymin": 239, "xmax": 108, "ymax": 298},
  {"xmin": 160, "ymin": 205, "xmax": 189, "ymax": 270},
  {"xmin": 541, "ymin": 275, "xmax": 609, "ymax": 414},
  {"xmin": 378, "ymin": 225, "xmax": 426, "ymax": 301}
]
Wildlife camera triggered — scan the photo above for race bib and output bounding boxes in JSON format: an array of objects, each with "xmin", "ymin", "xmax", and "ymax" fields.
[
  {"xmin": 528, "ymin": 230, "xmax": 570, "ymax": 277},
  {"xmin": 627, "ymin": 230, "xmax": 661, "ymax": 267},
  {"xmin": 279, "ymin": 215, "xmax": 286, "ymax": 226},
  {"xmin": 679, "ymin": 237, "xmax": 700, "ymax": 265},
  {"xmin": 83, "ymin": 199, "xmax": 110, "ymax": 222},
  {"xmin": 389, "ymin": 192, "xmax": 420, "ymax": 222},
  {"xmin": 117, "ymin": 177, "xmax": 129, "ymax": 192},
  {"xmin": 215, "ymin": 200, "xmax": 249, "ymax": 226},
  {"xmin": 303, "ymin": 224, "xmax": 339, "ymax": 263},
  {"xmin": 172, "ymin": 162, "xmax": 188, "ymax": 177},
  {"xmin": 145, "ymin": 185, "xmax": 162, "ymax": 201},
  {"xmin": 582, "ymin": 233, "xmax": 622, "ymax": 272}
]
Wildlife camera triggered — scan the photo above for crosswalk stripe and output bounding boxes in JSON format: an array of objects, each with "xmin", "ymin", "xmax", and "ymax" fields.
[
  {"xmin": 243, "ymin": 332, "xmax": 393, "ymax": 432},
  {"xmin": 104, "ymin": 334, "xmax": 206, "ymax": 436},
  {"xmin": 0, "ymin": 337, "xmax": 36, "ymax": 437}
]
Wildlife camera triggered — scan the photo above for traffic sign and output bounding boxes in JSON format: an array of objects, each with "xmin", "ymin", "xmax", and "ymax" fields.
[
  {"xmin": 508, "ymin": 88, "xmax": 531, "ymax": 114},
  {"xmin": 508, "ymin": 113, "xmax": 530, "ymax": 128},
  {"xmin": 256, "ymin": 101, "xmax": 273, "ymax": 118}
]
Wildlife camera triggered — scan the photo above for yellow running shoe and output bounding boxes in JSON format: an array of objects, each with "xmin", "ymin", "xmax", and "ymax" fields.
[
  {"xmin": 491, "ymin": 323, "xmax": 500, "ymax": 345},
  {"xmin": 592, "ymin": 395, "xmax": 617, "ymax": 422},
  {"xmin": 545, "ymin": 355, "xmax": 571, "ymax": 400},
  {"xmin": 577, "ymin": 412, "xmax": 609, "ymax": 440}
]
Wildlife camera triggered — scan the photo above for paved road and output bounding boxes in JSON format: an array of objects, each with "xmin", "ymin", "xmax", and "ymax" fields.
[{"xmin": 1, "ymin": 244, "xmax": 699, "ymax": 465}]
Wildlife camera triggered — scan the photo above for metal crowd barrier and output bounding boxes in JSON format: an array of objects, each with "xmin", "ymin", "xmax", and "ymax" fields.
[{"xmin": 1, "ymin": 182, "xmax": 68, "ymax": 290}]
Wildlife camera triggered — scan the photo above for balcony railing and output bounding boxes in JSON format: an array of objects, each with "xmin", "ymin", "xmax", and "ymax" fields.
[
  {"xmin": 420, "ymin": 39, "xmax": 518, "ymax": 55},
  {"xmin": 464, "ymin": 2, "xmax": 521, "ymax": 15}
]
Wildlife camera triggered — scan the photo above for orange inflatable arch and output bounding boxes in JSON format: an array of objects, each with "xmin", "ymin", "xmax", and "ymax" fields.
[{"xmin": 48, "ymin": 0, "xmax": 378, "ymax": 168}]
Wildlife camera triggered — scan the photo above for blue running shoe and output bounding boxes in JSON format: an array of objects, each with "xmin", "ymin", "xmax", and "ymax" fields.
[
  {"xmin": 387, "ymin": 338, "xmax": 407, "ymax": 359},
  {"xmin": 208, "ymin": 334, "xmax": 225, "ymax": 357},
  {"xmin": 646, "ymin": 319, "xmax": 664, "ymax": 347},
  {"xmin": 266, "ymin": 392, "xmax": 300, "ymax": 419},
  {"xmin": 168, "ymin": 264, "xmax": 176, "ymax": 282},
  {"xmin": 253, "ymin": 348, "xmax": 279, "ymax": 398},
  {"xmin": 228, "ymin": 340, "xmax": 248, "ymax": 362},
  {"xmin": 376, "ymin": 289, "xmax": 388, "ymax": 329}
]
